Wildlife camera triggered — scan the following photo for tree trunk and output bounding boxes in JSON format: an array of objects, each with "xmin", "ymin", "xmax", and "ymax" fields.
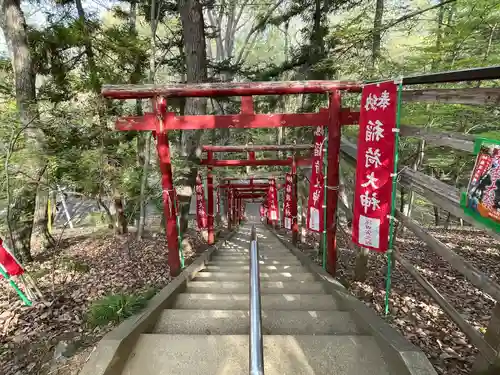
[
  {"xmin": 32, "ymin": 179, "xmax": 55, "ymax": 250},
  {"xmin": 433, "ymin": 206, "xmax": 440, "ymax": 226},
  {"xmin": 96, "ymin": 195, "xmax": 114, "ymax": 228},
  {"xmin": 354, "ymin": 247, "xmax": 370, "ymax": 282},
  {"xmin": 444, "ymin": 212, "xmax": 452, "ymax": 230},
  {"xmin": 1, "ymin": 0, "xmax": 48, "ymax": 262},
  {"xmin": 137, "ymin": 133, "xmax": 152, "ymax": 239},
  {"xmin": 113, "ymin": 193, "xmax": 128, "ymax": 234},
  {"xmin": 177, "ymin": 0, "xmax": 208, "ymax": 242},
  {"xmin": 277, "ymin": 127, "xmax": 283, "ymax": 159},
  {"xmin": 371, "ymin": 0, "xmax": 384, "ymax": 70}
]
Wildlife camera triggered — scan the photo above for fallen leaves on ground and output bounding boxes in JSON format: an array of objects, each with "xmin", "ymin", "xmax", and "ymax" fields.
[
  {"xmin": 279, "ymin": 225, "xmax": 498, "ymax": 375},
  {"xmin": 0, "ymin": 223, "xmax": 214, "ymax": 375}
]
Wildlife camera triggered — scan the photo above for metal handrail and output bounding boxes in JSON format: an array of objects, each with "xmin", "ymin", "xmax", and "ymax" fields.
[{"xmin": 249, "ymin": 225, "xmax": 264, "ymax": 375}]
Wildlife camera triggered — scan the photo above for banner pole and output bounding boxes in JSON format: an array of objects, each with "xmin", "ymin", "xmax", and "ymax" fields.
[
  {"xmin": 0, "ymin": 267, "xmax": 32, "ymax": 306},
  {"xmin": 385, "ymin": 80, "xmax": 403, "ymax": 316},
  {"xmin": 322, "ymin": 127, "xmax": 329, "ymax": 270},
  {"xmin": 47, "ymin": 198, "xmax": 52, "ymax": 234}
]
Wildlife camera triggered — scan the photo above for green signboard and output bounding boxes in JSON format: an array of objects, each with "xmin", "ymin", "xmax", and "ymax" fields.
[{"xmin": 461, "ymin": 137, "xmax": 500, "ymax": 233}]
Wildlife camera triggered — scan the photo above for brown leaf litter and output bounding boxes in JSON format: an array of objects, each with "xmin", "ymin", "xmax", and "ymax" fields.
[
  {"xmin": 279, "ymin": 225, "xmax": 498, "ymax": 375},
  {"xmin": 0, "ymin": 223, "xmax": 216, "ymax": 375}
]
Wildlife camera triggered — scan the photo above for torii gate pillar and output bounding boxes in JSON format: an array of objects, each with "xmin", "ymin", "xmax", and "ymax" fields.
[
  {"xmin": 155, "ymin": 99, "xmax": 181, "ymax": 276},
  {"xmin": 206, "ymin": 151, "xmax": 215, "ymax": 244}
]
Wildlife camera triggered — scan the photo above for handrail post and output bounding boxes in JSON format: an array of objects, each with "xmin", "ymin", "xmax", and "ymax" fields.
[{"xmin": 249, "ymin": 225, "xmax": 264, "ymax": 375}]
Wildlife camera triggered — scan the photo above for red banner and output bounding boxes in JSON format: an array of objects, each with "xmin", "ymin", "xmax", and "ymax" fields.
[
  {"xmin": 267, "ymin": 178, "xmax": 279, "ymax": 221},
  {"xmin": 195, "ymin": 174, "xmax": 208, "ymax": 229},
  {"xmin": 352, "ymin": 81, "xmax": 398, "ymax": 252},
  {"xmin": 0, "ymin": 238, "xmax": 24, "ymax": 278},
  {"xmin": 307, "ymin": 126, "xmax": 326, "ymax": 232},
  {"xmin": 283, "ymin": 173, "xmax": 293, "ymax": 229},
  {"xmin": 260, "ymin": 204, "xmax": 265, "ymax": 217}
]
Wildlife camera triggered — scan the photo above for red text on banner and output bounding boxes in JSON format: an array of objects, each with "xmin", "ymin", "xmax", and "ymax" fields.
[
  {"xmin": 267, "ymin": 178, "xmax": 279, "ymax": 221},
  {"xmin": 283, "ymin": 173, "xmax": 293, "ymax": 230},
  {"xmin": 352, "ymin": 81, "xmax": 398, "ymax": 252}
]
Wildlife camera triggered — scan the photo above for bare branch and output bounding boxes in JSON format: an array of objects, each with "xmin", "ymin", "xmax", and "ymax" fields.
[
  {"xmin": 207, "ymin": 9, "xmax": 225, "ymax": 60},
  {"xmin": 383, "ymin": 0, "xmax": 456, "ymax": 32},
  {"xmin": 235, "ymin": 0, "xmax": 285, "ymax": 65}
]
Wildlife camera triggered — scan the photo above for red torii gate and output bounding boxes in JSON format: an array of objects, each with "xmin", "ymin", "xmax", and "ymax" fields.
[
  {"xmin": 101, "ymin": 81, "xmax": 361, "ymax": 277},
  {"xmin": 201, "ymin": 146, "xmax": 312, "ymax": 246},
  {"xmin": 203, "ymin": 144, "xmax": 311, "ymax": 245},
  {"xmin": 201, "ymin": 154, "xmax": 293, "ymax": 238},
  {"xmin": 232, "ymin": 190, "xmax": 267, "ymax": 225}
]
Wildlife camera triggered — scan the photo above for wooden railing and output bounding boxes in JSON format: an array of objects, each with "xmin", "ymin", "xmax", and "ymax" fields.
[{"xmin": 337, "ymin": 76, "xmax": 500, "ymax": 373}]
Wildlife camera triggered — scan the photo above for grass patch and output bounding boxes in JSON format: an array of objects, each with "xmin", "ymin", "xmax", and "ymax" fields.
[
  {"xmin": 30, "ymin": 268, "xmax": 50, "ymax": 281},
  {"xmin": 86, "ymin": 287, "xmax": 158, "ymax": 328},
  {"xmin": 60, "ymin": 257, "xmax": 91, "ymax": 273}
]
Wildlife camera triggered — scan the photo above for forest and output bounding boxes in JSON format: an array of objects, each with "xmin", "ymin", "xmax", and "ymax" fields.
[{"xmin": 1, "ymin": 0, "xmax": 500, "ymax": 374}]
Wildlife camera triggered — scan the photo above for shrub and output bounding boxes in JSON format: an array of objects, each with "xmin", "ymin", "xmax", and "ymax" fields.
[{"xmin": 86, "ymin": 288, "xmax": 158, "ymax": 327}]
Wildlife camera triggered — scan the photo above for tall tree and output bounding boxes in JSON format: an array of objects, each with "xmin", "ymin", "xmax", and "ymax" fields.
[
  {"xmin": 177, "ymin": 0, "xmax": 208, "ymax": 237},
  {"xmin": 371, "ymin": 0, "xmax": 384, "ymax": 71},
  {"xmin": 0, "ymin": 0, "xmax": 50, "ymax": 261},
  {"xmin": 70, "ymin": 0, "xmax": 129, "ymax": 234}
]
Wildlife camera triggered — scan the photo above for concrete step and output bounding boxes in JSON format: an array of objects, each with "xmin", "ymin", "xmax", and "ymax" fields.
[
  {"xmin": 216, "ymin": 248, "xmax": 291, "ymax": 253},
  {"xmin": 194, "ymin": 271, "xmax": 316, "ymax": 282},
  {"xmin": 173, "ymin": 293, "xmax": 340, "ymax": 311},
  {"xmin": 213, "ymin": 251, "xmax": 294, "ymax": 257},
  {"xmin": 204, "ymin": 265, "xmax": 307, "ymax": 273},
  {"xmin": 211, "ymin": 254, "xmax": 298, "ymax": 260},
  {"xmin": 154, "ymin": 309, "xmax": 361, "ymax": 335},
  {"xmin": 186, "ymin": 281, "xmax": 325, "ymax": 294},
  {"xmin": 121, "ymin": 334, "xmax": 392, "ymax": 375},
  {"xmin": 208, "ymin": 259, "xmax": 302, "ymax": 266}
]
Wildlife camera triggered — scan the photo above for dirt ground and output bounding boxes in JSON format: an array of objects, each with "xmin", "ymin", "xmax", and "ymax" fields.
[
  {"xmin": 0, "ymin": 225, "xmax": 212, "ymax": 375},
  {"xmin": 278, "ymin": 225, "xmax": 498, "ymax": 375}
]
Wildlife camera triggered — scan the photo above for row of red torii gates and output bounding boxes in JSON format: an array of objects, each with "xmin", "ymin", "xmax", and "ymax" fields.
[
  {"xmin": 102, "ymin": 81, "xmax": 362, "ymax": 276},
  {"xmin": 201, "ymin": 144, "xmax": 314, "ymax": 242}
]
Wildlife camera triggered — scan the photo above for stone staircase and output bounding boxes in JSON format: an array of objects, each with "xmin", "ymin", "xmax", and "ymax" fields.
[
  {"xmin": 103, "ymin": 223, "xmax": 435, "ymax": 375},
  {"xmin": 81, "ymin": 222, "xmax": 436, "ymax": 375}
]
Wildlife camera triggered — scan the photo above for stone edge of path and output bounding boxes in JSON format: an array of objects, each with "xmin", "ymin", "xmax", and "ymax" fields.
[
  {"xmin": 266, "ymin": 225, "xmax": 438, "ymax": 375},
  {"xmin": 78, "ymin": 227, "xmax": 240, "ymax": 375}
]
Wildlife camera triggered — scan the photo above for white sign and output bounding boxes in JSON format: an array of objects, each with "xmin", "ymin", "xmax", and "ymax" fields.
[
  {"xmin": 309, "ymin": 207, "xmax": 320, "ymax": 231},
  {"xmin": 358, "ymin": 215, "xmax": 380, "ymax": 249}
]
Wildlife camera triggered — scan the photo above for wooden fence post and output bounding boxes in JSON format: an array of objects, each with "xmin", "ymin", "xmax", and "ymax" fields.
[{"xmin": 473, "ymin": 302, "xmax": 500, "ymax": 373}]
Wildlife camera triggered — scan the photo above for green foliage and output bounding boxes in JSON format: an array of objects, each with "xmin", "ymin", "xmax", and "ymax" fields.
[
  {"xmin": 86, "ymin": 288, "xmax": 158, "ymax": 327},
  {"xmin": 30, "ymin": 268, "xmax": 50, "ymax": 281}
]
